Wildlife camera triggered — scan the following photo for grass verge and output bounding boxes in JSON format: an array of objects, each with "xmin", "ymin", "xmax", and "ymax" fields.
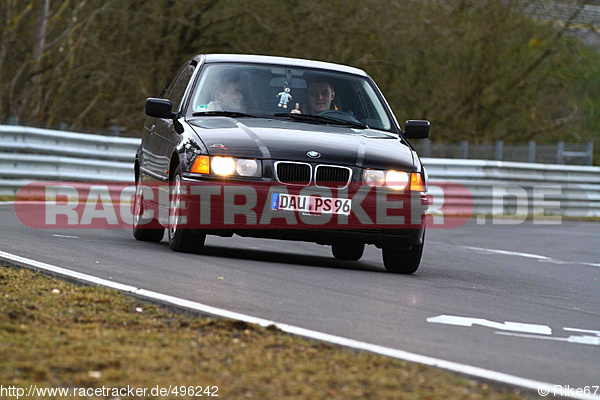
[{"xmin": 0, "ymin": 265, "xmax": 536, "ymax": 399}]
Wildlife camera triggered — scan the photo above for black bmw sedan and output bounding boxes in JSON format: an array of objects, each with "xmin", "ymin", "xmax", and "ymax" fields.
[{"xmin": 134, "ymin": 54, "xmax": 430, "ymax": 274}]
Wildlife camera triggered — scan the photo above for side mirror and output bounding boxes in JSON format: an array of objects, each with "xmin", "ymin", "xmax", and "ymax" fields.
[
  {"xmin": 145, "ymin": 98, "xmax": 175, "ymax": 119},
  {"xmin": 403, "ymin": 120, "xmax": 430, "ymax": 139}
]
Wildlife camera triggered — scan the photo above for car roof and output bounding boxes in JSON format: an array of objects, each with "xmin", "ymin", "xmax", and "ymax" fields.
[{"xmin": 199, "ymin": 54, "xmax": 368, "ymax": 77}]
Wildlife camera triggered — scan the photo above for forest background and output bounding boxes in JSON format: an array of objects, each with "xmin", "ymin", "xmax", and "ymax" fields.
[{"xmin": 1, "ymin": 0, "xmax": 599, "ymax": 162}]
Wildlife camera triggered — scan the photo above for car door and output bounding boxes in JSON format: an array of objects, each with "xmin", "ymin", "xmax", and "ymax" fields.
[{"xmin": 142, "ymin": 61, "xmax": 196, "ymax": 182}]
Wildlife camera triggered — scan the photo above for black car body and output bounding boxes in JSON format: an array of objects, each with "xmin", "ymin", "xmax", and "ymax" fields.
[{"xmin": 134, "ymin": 54, "xmax": 430, "ymax": 273}]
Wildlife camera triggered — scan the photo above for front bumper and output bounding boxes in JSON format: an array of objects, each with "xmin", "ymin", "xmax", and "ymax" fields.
[{"xmin": 157, "ymin": 177, "xmax": 428, "ymax": 246}]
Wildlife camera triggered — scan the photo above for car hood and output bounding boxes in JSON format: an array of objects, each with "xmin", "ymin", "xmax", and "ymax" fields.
[{"xmin": 188, "ymin": 117, "xmax": 416, "ymax": 171}]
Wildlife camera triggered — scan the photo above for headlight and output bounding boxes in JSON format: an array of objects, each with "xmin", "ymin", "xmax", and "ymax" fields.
[
  {"xmin": 212, "ymin": 157, "xmax": 236, "ymax": 175},
  {"xmin": 190, "ymin": 155, "xmax": 261, "ymax": 178},
  {"xmin": 363, "ymin": 169, "xmax": 420, "ymax": 191},
  {"xmin": 386, "ymin": 171, "xmax": 410, "ymax": 190},
  {"xmin": 236, "ymin": 159, "xmax": 259, "ymax": 177},
  {"xmin": 363, "ymin": 170, "xmax": 385, "ymax": 187}
]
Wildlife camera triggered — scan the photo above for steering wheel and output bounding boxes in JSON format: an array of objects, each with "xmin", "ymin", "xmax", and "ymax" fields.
[{"xmin": 317, "ymin": 110, "xmax": 361, "ymax": 124}]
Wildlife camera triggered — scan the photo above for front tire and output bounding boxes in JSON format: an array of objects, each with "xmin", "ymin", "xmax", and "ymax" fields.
[
  {"xmin": 382, "ymin": 243, "xmax": 424, "ymax": 274},
  {"xmin": 168, "ymin": 165, "xmax": 206, "ymax": 253}
]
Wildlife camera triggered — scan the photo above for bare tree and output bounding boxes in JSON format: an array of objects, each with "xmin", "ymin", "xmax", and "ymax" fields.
[
  {"xmin": 29, "ymin": 0, "xmax": 50, "ymax": 117},
  {"xmin": 1, "ymin": 0, "xmax": 596, "ymax": 160}
]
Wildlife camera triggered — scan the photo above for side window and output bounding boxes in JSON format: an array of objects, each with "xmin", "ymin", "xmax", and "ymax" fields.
[
  {"xmin": 168, "ymin": 64, "xmax": 195, "ymax": 112},
  {"xmin": 159, "ymin": 62, "xmax": 189, "ymax": 99}
]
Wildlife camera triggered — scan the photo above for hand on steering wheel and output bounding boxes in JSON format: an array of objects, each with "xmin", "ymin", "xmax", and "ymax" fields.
[{"xmin": 317, "ymin": 109, "xmax": 360, "ymax": 123}]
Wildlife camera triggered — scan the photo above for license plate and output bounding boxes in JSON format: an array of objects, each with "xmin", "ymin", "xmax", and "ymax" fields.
[{"xmin": 271, "ymin": 193, "xmax": 351, "ymax": 215}]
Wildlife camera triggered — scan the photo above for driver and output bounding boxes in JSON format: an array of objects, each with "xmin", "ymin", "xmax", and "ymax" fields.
[{"xmin": 291, "ymin": 80, "xmax": 338, "ymax": 115}]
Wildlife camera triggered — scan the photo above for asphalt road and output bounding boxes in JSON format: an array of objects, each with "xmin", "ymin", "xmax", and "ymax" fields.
[{"xmin": 1, "ymin": 203, "xmax": 599, "ymax": 393}]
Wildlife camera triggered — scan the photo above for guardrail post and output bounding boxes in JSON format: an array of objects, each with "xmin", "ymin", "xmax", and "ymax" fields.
[
  {"xmin": 557, "ymin": 141, "xmax": 565, "ymax": 164},
  {"xmin": 8, "ymin": 116, "xmax": 19, "ymax": 125},
  {"xmin": 422, "ymin": 138, "xmax": 431, "ymax": 158},
  {"xmin": 109, "ymin": 125, "xmax": 120, "ymax": 136},
  {"xmin": 460, "ymin": 140, "xmax": 469, "ymax": 159},
  {"xmin": 59, "ymin": 122, "xmax": 68, "ymax": 131},
  {"xmin": 585, "ymin": 142, "xmax": 593, "ymax": 166},
  {"xmin": 494, "ymin": 140, "xmax": 504, "ymax": 161},
  {"xmin": 528, "ymin": 141, "xmax": 536, "ymax": 163}
]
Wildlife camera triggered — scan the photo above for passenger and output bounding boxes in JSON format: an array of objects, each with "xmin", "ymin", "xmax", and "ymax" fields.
[{"xmin": 207, "ymin": 77, "xmax": 245, "ymax": 112}]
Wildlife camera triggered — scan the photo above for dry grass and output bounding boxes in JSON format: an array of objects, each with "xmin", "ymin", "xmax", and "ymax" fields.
[{"xmin": 0, "ymin": 266, "xmax": 537, "ymax": 399}]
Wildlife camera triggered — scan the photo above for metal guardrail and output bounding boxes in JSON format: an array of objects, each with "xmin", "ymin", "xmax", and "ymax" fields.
[
  {"xmin": 412, "ymin": 139, "xmax": 595, "ymax": 166},
  {"xmin": 523, "ymin": 1, "xmax": 600, "ymax": 26},
  {"xmin": 1, "ymin": 125, "xmax": 599, "ymax": 217},
  {"xmin": 0, "ymin": 125, "xmax": 138, "ymax": 188},
  {"xmin": 0, "ymin": 125, "xmax": 139, "ymax": 162},
  {"xmin": 423, "ymin": 159, "xmax": 600, "ymax": 218}
]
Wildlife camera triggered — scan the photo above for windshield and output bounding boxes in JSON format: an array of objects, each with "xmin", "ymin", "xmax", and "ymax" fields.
[{"xmin": 187, "ymin": 62, "xmax": 394, "ymax": 132}]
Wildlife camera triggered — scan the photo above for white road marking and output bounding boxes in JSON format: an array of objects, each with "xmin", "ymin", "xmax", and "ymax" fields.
[
  {"xmin": 2, "ymin": 250, "xmax": 598, "ymax": 399},
  {"xmin": 564, "ymin": 327, "xmax": 600, "ymax": 336},
  {"xmin": 496, "ymin": 332, "xmax": 600, "ymax": 346},
  {"xmin": 52, "ymin": 234, "xmax": 79, "ymax": 239},
  {"xmin": 461, "ymin": 245, "xmax": 599, "ymax": 268},
  {"xmin": 427, "ymin": 315, "xmax": 552, "ymax": 335},
  {"xmin": 429, "ymin": 314, "xmax": 600, "ymax": 348},
  {"xmin": 462, "ymin": 246, "xmax": 551, "ymax": 260},
  {"xmin": 582, "ymin": 262, "xmax": 600, "ymax": 268}
]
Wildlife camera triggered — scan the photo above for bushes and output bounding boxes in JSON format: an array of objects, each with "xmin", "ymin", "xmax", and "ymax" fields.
[{"xmin": 1, "ymin": 0, "xmax": 598, "ymax": 155}]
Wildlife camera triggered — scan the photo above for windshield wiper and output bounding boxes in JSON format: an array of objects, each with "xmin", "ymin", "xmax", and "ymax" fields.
[
  {"xmin": 274, "ymin": 113, "xmax": 368, "ymax": 129},
  {"xmin": 192, "ymin": 110, "xmax": 259, "ymax": 118}
]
